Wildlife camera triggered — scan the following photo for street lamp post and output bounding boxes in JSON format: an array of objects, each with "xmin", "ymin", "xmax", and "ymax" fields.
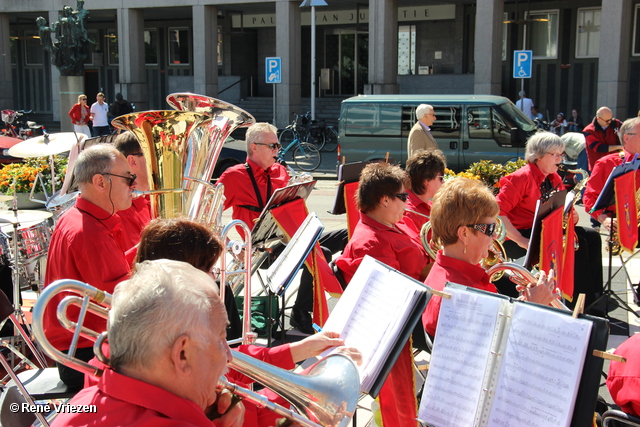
[{"xmin": 300, "ymin": 0, "xmax": 328, "ymax": 121}]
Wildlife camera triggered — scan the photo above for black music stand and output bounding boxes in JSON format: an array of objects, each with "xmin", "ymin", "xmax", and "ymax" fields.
[{"xmin": 587, "ymin": 158, "xmax": 640, "ymax": 318}]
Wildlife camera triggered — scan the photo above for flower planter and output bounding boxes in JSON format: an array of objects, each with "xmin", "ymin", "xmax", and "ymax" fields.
[{"xmin": 0, "ymin": 193, "xmax": 47, "ymax": 210}]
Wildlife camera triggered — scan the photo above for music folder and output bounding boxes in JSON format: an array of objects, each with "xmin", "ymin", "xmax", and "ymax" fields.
[
  {"xmin": 590, "ymin": 154, "xmax": 640, "ymax": 213},
  {"xmin": 251, "ymin": 180, "xmax": 316, "ymax": 245},
  {"xmin": 265, "ymin": 212, "xmax": 324, "ymax": 296},
  {"xmin": 320, "ymin": 255, "xmax": 429, "ymax": 397},
  {"xmin": 418, "ymin": 283, "xmax": 608, "ymax": 427},
  {"xmin": 524, "ymin": 189, "xmax": 566, "ymax": 268}
]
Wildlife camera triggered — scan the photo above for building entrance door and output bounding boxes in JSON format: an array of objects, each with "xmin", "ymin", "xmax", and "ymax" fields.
[{"xmin": 324, "ymin": 29, "xmax": 368, "ymax": 95}]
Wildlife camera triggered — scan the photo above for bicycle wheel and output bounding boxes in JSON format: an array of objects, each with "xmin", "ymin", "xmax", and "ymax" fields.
[
  {"xmin": 323, "ymin": 127, "xmax": 338, "ymax": 152},
  {"xmin": 293, "ymin": 142, "xmax": 321, "ymax": 171},
  {"xmin": 306, "ymin": 130, "xmax": 326, "ymax": 151},
  {"xmin": 279, "ymin": 128, "xmax": 296, "ymax": 147}
]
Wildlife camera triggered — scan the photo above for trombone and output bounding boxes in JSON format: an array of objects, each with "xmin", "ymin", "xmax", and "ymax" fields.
[{"xmin": 31, "ymin": 279, "xmax": 360, "ymax": 427}]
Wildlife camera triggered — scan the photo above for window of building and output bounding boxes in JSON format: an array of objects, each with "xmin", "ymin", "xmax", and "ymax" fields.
[
  {"xmin": 398, "ymin": 25, "xmax": 416, "ymax": 75},
  {"xmin": 83, "ymin": 29, "xmax": 98, "ymax": 65},
  {"xmin": 107, "ymin": 29, "xmax": 118, "ymax": 65},
  {"xmin": 24, "ymin": 31, "xmax": 44, "ymax": 65},
  {"xmin": 168, "ymin": 27, "xmax": 190, "ymax": 65},
  {"xmin": 633, "ymin": 5, "xmax": 640, "ymax": 56},
  {"xmin": 144, "ymin": 29, "xmax": 158, "ymax": 65},
  {"xmin": 528, "ymin": 10, "xmax": 559, "ymax": 59},
  {"xmin": 576, "ymin": 8, "xmax": 601, "ymax": 58},
  {"xmin": 9, "ymin": 31, "xmax": 17, "ymax": 65},
  {"xmin": 217, "ymin": 26, "xmax": 223, "ymax": 67},
  {"xmin": 502, "ymin": 13, "xmax": 508, "ymax": 61}
]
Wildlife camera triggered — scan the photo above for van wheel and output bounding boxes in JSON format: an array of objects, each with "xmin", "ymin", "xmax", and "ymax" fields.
[{"xmin": 212, "ymin": 158, "xmax": 242, "ymax": 180}]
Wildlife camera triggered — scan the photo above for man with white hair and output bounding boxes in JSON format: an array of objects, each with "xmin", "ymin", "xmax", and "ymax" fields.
[
  {"xmin": 43, "ymin": 144, "xmax": 137, "ymax": 390},
  {"xmin": 51, "ymin": 259, "xmax": 245, "ymax": 427},
  {"xmin": 407, "ymin": 104, "xmax": 438, "ymax": 156},
  {"xmin": 515, "ymin": 90, "xmax": 535, "ymax": 120}
]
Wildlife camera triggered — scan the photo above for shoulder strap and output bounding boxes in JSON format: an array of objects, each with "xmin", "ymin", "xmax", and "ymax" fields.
[{"xmin": 244, "ymin": 163, "xmax": 264, "ymax": 210}]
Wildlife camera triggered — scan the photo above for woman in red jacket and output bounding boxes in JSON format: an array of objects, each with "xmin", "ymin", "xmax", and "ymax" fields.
[{"xmin": 68, "ymin": 94, "xmax": 91, "ymax": 137}]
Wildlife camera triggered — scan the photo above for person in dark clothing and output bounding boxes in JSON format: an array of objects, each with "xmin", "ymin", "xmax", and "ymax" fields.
[{"xmin": 109, "ymin": 93, "xmax": 133, "ymax": 120}]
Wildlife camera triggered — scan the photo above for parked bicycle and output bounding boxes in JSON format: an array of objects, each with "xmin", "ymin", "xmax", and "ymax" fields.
[
  {"xmin": 277, "ymin": 128, "xmax": 321, "ymax": 172},
  {"xmin": 1, "ymin": 109, "xmax": 46, "ymax": 140},
  {"xmin": 279, "ymin": 112, "xmax": 338, "ymax": 152}
]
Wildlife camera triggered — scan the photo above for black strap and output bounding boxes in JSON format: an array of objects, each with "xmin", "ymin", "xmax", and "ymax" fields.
[{"xmin": 244, "ymin": 163, "xmax": 272, "ymax": 211}]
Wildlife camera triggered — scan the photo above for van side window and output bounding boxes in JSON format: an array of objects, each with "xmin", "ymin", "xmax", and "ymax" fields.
[
  {"xmin": 431, "ymin": 107, "xmax": 461, "ymax": 139},
  {"xmin": 467, "ymin": 107, "xmax": 492, "ymax": 139},
  {"xmin": 491, "ymin": 108, "xmax": 514, "ymax": 146},
  {"xmin": 345, "ymin": 104, "xmax": 402, "ymax": 136}
]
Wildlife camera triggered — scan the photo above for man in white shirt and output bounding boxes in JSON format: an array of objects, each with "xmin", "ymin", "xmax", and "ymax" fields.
[
  {"xmin": 90, "ymin": 92, "xmax": 110, "ymax": 137},
  {"xmin": 515, "ymin": 90, "xmax": 535, "ymax": 120}
]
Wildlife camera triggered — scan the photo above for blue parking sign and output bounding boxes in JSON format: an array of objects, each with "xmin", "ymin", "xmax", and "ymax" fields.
[
  {"xmin": 513, "ymin": 50, "xmax": 532, "ymax": 79},
  {"xmin": 266, "ymin": 57, "xmax": 282, "ymax": 84}
]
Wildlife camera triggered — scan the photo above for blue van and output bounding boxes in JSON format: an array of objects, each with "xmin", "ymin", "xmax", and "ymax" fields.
[{"xmin": 338, "ymin": 94, "xmax": 538, "ymax": 171}]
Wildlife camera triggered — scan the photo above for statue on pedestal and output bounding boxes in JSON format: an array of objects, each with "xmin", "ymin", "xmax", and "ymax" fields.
[{"xmin": 36, "ymin": 1, "xmax": 95, "ymax": 76}]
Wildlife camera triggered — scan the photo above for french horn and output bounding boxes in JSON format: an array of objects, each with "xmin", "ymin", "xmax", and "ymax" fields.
[{"xmin": 32, "ymin": 279, "xmax": 360, "ymax": 427}]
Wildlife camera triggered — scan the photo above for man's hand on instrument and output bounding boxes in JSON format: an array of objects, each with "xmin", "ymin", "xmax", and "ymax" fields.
[{"xmin": 208, "ymin": 388, "xmax": 245, "ymax": 426}]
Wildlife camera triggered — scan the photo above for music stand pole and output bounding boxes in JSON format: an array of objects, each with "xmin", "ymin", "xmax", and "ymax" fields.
[{"xmin": 587, "ymin": 209, "xmax": 640, "ymax": 318}]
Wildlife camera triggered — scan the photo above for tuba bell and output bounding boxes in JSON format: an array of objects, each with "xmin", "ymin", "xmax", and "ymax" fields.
[{"xmin": 31, "ymin": 279, "xmax": 360, "ymax": 427}]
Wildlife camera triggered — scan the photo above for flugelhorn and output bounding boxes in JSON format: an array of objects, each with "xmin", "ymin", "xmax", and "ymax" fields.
[
  {"xmin": 485, "ymin": 262, "xmax": 569, "ymax": 310},
  {"xmin": 31, "ymin": 279, "xmax": 360, "ymax": 427}
]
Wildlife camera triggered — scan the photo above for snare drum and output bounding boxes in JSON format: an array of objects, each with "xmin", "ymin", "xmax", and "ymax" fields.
[
  {"xmin": 46, "ymin": 190, "xmax": 79, "ymax": 221},
  {"xmin": 0, "ymin": 220, "xmax": 52, "ymax": 263}
]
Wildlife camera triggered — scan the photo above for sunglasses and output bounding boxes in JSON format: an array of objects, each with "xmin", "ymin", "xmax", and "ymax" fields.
[
  {"xmin": 598, "ymin": 117, "xmax": 613, "ymax": 124},
  {"xmin": 395, "ymin": 192, "xmax": 409, "ymax": 202},
  {"xmin": 467, "ymin": 222, "xmax": 496, "ymax": 237},
  {"xmin": 80, "ymin": 98, "xmax": 87, "ymax": 101},
  {"xmin": 255, "ymin": 142, "xmax": 281, "ymax": 150},
  {"xmin": 104, "ymin": 172, "xmax": 137, "ymax": 187}
]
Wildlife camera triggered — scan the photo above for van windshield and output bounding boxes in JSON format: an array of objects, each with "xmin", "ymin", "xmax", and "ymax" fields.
[{"xmin": 500, "ymin": 102, "xmax": 538, "ymax": 133}]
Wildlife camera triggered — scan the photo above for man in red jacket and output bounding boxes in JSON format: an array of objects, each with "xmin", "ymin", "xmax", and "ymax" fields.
[{"xmin": 583, "ymin": 106, "xmax": 623, "ymax": 171}]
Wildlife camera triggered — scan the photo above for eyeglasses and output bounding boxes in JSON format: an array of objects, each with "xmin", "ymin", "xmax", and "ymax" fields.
[
  {"xmin": 467, "ymin": 223, "xmax": 496, "ymax": 237},
  {"xmin": 130, "ymin": 152, "xmax": 145, "ymax": 157},
  {"xmin": 598, "ymin": 117, "xmax": 613, "ymax": 124},
  {"xmin": 80, "ymin": 98, "xmax": 87, "ymax": 101},
  {"xmin": 545, "ymin": 152, "xmax": 564, "ymax": 158},
  {"xmin": 254, "ymin": 142, "xmax": 281, "ymax": 150},
  {"xmin": 104, "ymin": 172, "xmax": 137, "ymax": 187},
  {"xmin": 394, "ymin": 192, "xmax": 409, "ymax": 202}
]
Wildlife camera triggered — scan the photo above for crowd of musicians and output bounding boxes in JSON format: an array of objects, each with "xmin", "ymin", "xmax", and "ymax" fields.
[{"xmin": 23, "ymin": 110, "xmax": 640, "ymax": 426}]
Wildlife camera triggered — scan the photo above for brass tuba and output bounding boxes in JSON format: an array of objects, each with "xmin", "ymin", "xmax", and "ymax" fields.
[{"xmin": 32, "ymin": 279, "xmax": 360, "ymax": 427}]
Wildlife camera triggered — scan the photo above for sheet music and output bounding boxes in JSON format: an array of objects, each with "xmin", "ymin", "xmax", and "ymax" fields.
[
  {"xmin": 419, "ymin": 286, "xmax": 503, "ymax": 427},
  {"xmin": 321, "ymin": 255, "xmax": 426, "ymax": 393},
  {"xmin": 487, "ymin": 303, "xmax": 592, "ymax": 427},
  {"xmin": 266, "ymin": 213, "xmax": 324, "ymax": 295}
]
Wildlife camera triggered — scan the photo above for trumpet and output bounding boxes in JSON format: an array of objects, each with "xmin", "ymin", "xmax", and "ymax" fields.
[
  {"xmin": 485, "ymin": 262, "xmax": 569, "ymax": 310},
  {"xmin": 32, "ymin": 279, "xmax": 360, "ymax": 427}
]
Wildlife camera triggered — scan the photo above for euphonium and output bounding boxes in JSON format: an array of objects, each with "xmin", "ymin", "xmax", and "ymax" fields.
[{"xmin": 32, "ymin": 280, "xmax": 360, "ymax": 427}]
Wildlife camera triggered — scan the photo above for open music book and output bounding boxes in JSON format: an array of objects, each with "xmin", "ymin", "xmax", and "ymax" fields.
[
  {"xmin": 419, "ymin": 283, "xmax": 608, "ymax": 427},
  {"xmin": 321, "ymin": 255, "xmax": 429, "ymax": 397},
  {"xmin": 265, "ymin": 212, "xmax": 324, "ymax": 295}
]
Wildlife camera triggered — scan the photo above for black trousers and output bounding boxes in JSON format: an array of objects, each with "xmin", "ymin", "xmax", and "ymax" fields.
[
  {"xmin": 57, "ymin": 346, "xmax": 96, "ymax": 391},
  {"xmin": 500, "ymin": 226, "xmax": 603, "ymax": 308},
  {"xmin": 294, "ymin": 228, "xmax": 349, "ymax": 313}
]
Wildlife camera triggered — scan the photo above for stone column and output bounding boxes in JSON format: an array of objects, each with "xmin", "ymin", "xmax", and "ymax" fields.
[
  {"xmin": 115, "ymin": 8, "xmax": 148, "ymax": 111},
  {"xmin": 365, "ymin": 0, "xmax": 398, "ymax": 94},
  {"xmin": 0, "ymin": 14, "xmax": 13, "ymax": 110},
  {"xmin": 193, "ymin": 5, "xmax": 218, "ymax": 97},
  {"xmin": 597, "ymin": 0, "xmax": 632, "ymax": 117},
  {"xmin": 473, "ymin": 0, "xmax": 503, "ymax": 95},
  {"xmin": 59, "ymin": 76, "xmax": 83, "ymax": 132},
  {"xmin": 275, "ymin": 0, "xmax": 301, "ymax": 128}
]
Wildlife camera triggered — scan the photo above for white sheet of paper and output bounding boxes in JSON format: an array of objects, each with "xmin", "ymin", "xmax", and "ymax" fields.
[
  {"xmin": 487, "ymin": 303, "xmax": 592, "ymax": 427},
  {"xmin": 321, "ymin": 255, "xmax": 424, "ymax": 393},
  {"xmin": 419, "ymin": 286, "xmax": 502, "ymax": 426}
]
